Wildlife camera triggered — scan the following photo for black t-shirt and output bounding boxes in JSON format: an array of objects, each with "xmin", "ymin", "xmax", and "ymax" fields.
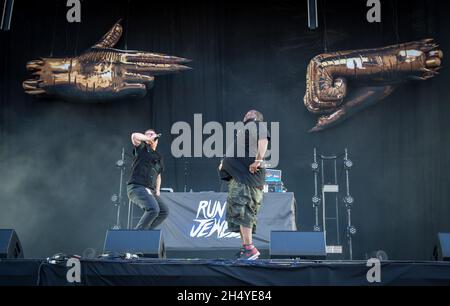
[
  {"xmin": 220, "ymin": 121, "xmax": 270, "ymax": 187},
  {"xmin": 127, "ymin": 143, "xmax": 164, "ymax": 190}
]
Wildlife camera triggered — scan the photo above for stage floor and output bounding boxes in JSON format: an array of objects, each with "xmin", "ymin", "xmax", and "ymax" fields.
[{"xmin": 1, "ymin": 258, "xmax": 450, "ymax": 286}]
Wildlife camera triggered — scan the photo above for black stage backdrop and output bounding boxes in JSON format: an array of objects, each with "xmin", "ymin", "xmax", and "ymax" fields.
[{"xmin": 1, "ymin": 0, "xmax": 450, "ymax": 260}]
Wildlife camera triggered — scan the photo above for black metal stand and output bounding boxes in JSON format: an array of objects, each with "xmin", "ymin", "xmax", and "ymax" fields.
[
  {"xmin": 311, "ymin": 148, "xmax": 356, "ymax": 259},
  {"xmin": 111, "ymin": 148, "xmax": 126, "ymax": 229}
]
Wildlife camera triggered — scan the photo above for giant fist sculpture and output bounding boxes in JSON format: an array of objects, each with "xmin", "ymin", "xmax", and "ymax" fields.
[
  {"xmin": 304, "ymin": 39, "xmax": 443, "ymax": 132},
  {"xmin": 23, "ymin": 21, "xmax": 190, "ymax": 101}
]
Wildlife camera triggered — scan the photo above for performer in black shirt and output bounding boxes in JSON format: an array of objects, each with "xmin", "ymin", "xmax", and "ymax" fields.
[
  {"xmin": 127, "ymin": 129, "xmax": 169, "ymax": 230},
  {"xmin": 219, "ymin": 110, "xmax": 270, "ymax": 260}
]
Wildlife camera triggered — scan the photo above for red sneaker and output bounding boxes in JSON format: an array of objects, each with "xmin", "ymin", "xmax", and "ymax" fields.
[{"xmin": 239, "ymin": 245, "xmax": 260, "ymax": 260}]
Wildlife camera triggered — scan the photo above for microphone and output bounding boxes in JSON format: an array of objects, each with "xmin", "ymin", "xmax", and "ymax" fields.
[{"xmin": 154, "ymin": 133, "xmax": 162, "ymax": 140}]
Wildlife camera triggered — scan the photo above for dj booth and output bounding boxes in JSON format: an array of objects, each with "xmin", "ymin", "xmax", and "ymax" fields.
[{"xmin": 150, "ymin": 192, "xmax": 298, "ymax": 258}]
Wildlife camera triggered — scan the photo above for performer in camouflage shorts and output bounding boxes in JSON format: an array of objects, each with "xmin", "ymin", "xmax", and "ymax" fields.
[{"xmin": 218, "ymin": 109, "xmax": 270, "ymax": 260}]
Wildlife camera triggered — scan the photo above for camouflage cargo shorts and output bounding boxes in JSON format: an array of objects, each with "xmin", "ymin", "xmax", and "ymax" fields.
[{"xmin": 226, "ymin": 179, "xmax": 263, "ymax": 234}]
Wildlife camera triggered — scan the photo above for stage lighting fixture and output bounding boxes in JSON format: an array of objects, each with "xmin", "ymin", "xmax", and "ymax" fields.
[
  {"xmin": 344, "ymin": 159, "xmax": 353, "ymax": 169},
  {"xmin": 311, "ymin": 162, "xmax": 319, "ymax": 172},
  {"xmin": 124, "ymin": 253, "xmax": 140, "ymax": 260},
  {"xmin": 313, "ymin": 225, "xmax": 321, "ymax": 232},
  {"xmin": 82, "ymin": 248, "xmax": 97, "ymax": 259},
  {"xmin": 0, "ymin": 0, "xmax": 14, "ymax": 31},
  {"xmin": 312, "ymin": 195, "xmax": 321, "ymax": 207},
  {"xmin": 369, "ymin": 250, "xmax": 389, "ymax": 261},
  {"xmin": 307, "ymin": 0, "xmax": 318, "ymax": 30},
  {"xmin": 343, "ymin": 195, "xmax": 354, "ymax": 208},
  {"xmin": 348, "ymin": 226, "xmax": 357, "ymax": 236},
  {"xmin": 110, "ymin": 194, "xmax": 119, "ymax": 206},
  {"xmin": 116, "ymin": 159, "xmax": 125, "ymax": 168},
  {"xmin": 46, "ymin": 253, "xmax": 71, "ymax": 264}
]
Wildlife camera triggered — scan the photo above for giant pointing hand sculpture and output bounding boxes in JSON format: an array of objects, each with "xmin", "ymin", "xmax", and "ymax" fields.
[
  {"xmin": 304, "ymin": 39, "xmax": 443, "ymax": 132},
  {"xmin": 23, "ymin": 21, "xmax": 191, "ymax": 101}
]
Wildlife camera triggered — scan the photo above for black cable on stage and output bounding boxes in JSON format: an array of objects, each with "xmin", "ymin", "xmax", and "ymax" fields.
[{"xmin": 35, "ymin": 260, "xmax": 46, "ymax": 286}]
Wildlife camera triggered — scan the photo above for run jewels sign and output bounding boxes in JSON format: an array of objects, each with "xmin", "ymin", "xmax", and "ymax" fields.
[
  {"xmin": 159, "ymin": 192, "xmax": 297, "ymax": 251},
  {"xmin": 190, "ymin": 199, "xmax": 240, "ymax": 239}
]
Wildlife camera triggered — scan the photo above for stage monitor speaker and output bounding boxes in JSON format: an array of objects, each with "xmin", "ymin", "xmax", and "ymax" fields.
[
  {"xmin": 103, "ymin": 229, "xmax": 165, "ymax": 258},
  {"xmin": 1, "ymin": 0, "xmax": 14, "ymax": 31},
  {"xmin": 0, "ymin": 229, "xmax": 24, "ymax": 259},
  {"xmin": 270, "ymin": 231, "xmax": 326, "ymax": 259},
  {"xmin": 437, "ymin": 232, "xmax": 450, "ymax": 261}
]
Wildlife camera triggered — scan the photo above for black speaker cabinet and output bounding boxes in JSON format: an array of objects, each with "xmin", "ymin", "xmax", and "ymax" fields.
[
  {"xmin": 270, "ymin": 231, "xmax": 326, "ymax": 259},
  {"xmin": 103, "ymin": 229, "xmax": 165, "ymax": 258},
  {"xmin": 0, "ymin": 229, "xmax": 24, "ymax": 259}
]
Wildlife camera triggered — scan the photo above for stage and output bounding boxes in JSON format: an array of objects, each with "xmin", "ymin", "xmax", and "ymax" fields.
[
  {"xmin": 1, "ymin": 258, "xmax": 450, "ymax": 286},
  {"xmin": 2, "ymin": 0, "xmax": 450, "ymax": 290}
]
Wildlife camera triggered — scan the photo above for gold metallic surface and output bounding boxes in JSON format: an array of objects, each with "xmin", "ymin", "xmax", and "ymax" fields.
[
  {"xmin": 304, "ymin": 39, "xmax": 443, "ymax": 132},
  {"xmin": 23, "ymin": 20, "xmax": 191, "ymax": 101}
]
